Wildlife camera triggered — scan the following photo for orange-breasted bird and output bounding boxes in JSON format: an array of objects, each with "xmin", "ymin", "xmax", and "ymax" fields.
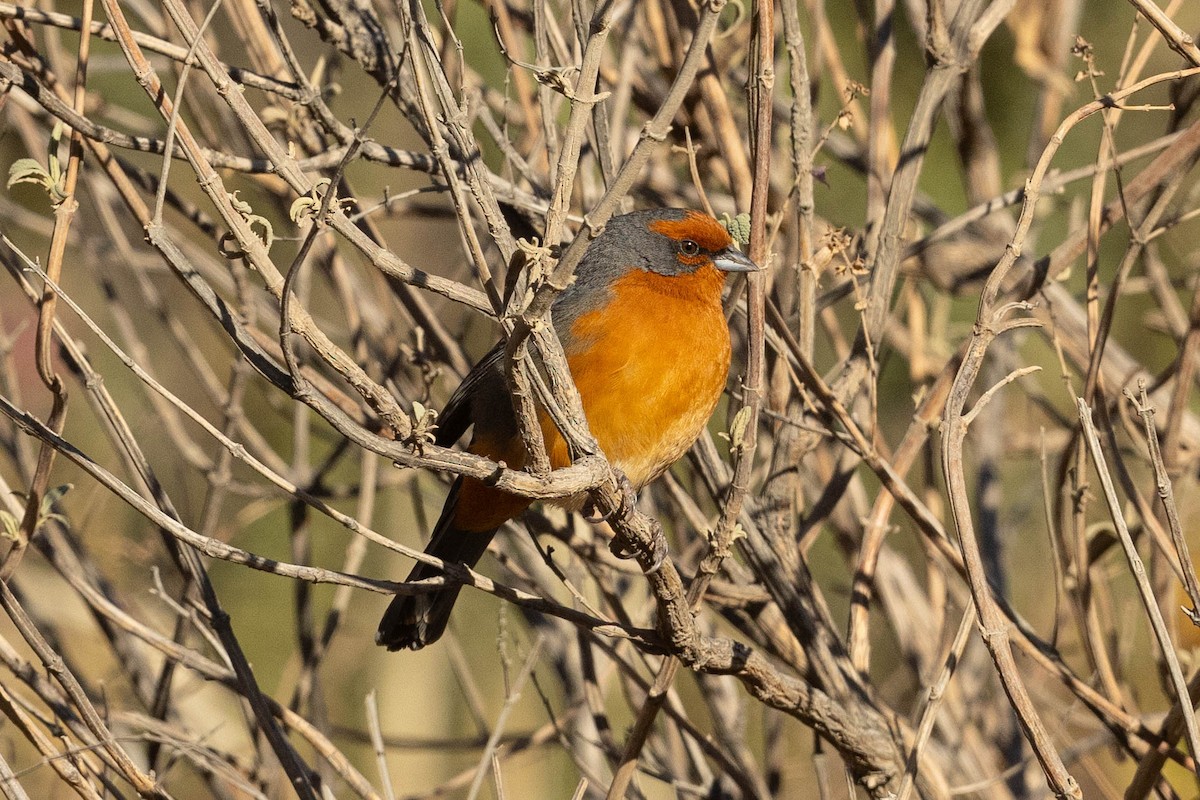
[{"xmin": 376, "ymin": 208, "xmax": 758, "ymax": 651}]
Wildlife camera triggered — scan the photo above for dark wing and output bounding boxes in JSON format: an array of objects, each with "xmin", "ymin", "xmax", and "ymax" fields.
[{"xmin": 435, "ymin": 344, "xmax": 505, "ymax": 447}]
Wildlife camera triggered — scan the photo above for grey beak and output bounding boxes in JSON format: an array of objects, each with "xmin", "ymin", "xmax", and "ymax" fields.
[{"xmin": 714, "ymin": 248, "xmax": 759, "ymax": 273}]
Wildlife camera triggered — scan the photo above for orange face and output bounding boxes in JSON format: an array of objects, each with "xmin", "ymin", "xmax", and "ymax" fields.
[{"xmin": 647, "ymin": 212, "xmax": 738, "ymax": 271}]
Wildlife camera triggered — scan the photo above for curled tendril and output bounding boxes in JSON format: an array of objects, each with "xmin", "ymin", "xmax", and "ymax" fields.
[{"xmin": 713, "ymin": 0, "xmax": 746, "ymax": 40}]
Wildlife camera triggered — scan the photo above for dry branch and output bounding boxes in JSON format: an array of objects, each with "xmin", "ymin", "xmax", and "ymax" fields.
[{"xmin": 2, "ymin": 0, "xmax": 1200, "ymax": 798}]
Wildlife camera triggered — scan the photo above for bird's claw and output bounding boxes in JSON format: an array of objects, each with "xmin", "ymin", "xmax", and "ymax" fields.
[
  {"xmin": 615, "ymin": 470, "xmax": 638, "ymax": 509},
  {"xmin": 583, "ymin": 471, "xmax": 638, "ymax": 522},
  {"xmin": 585, "ymin": 471, "xmax": 669, "ymax": 572},
  {"xmin": 607, "ymin": 524, "xmax": 668, "ymax": 573},
  {"xmin": 582, "ymin": 500, "xmax": 621, "ymax": 524}
]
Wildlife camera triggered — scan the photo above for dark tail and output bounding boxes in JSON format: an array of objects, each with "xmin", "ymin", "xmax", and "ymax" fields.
[{"xmin": 376, "ymin": 479, "xmax": 498, "ymax": 651}]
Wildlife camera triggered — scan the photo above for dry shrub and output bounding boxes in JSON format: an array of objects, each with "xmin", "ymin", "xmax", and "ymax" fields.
[{"xmin": 1, "ymin": 0, "xmax": 1200, "ymax": 798}]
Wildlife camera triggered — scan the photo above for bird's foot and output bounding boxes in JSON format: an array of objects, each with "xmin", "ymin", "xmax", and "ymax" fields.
[
  {"xmin": 608, "ymin": 522, "xmax": 668, "ymax": 573},
  {"xmin": 604, "ymin": 472, "xmax": 668, "ymax": 573},
  {"xmin": 582, "ymin": 499, "xmax": 621, "ymax": 524},
  {"xmin": 582, "ymin": 471, "xmax": 637, "ymax": 523}
]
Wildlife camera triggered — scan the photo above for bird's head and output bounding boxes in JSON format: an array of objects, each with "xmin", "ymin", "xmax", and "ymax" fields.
[
  {"xmin": 561, "ymin": 208, "xmax": 758, "ymax": 306},
  {"xmin": 604, "ymin": 208, "xmax": 759, "ymax": 277}
]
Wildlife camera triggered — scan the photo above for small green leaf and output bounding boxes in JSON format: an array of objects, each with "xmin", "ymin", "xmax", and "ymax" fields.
[
  {"xmin": 8, "ymin": 123, "xmax": 71, "ymax": 205},
  {"xmin": 720, "ymin": 212, "xmax": 752, "ymax": 246},
  {"xmin": 7, "ymin": 158, "xmax": 51, "ymax": 189},
  {"xmin": 39, "ymin": 483, "xmax": 72, "ymax": 525},
  {"xmin": 727, "ymin": 406, "xmax": 752, "ymax": 450},
  {"xmin": 0, "ymin": 511, "xmax": 19, "ymax": 542}
]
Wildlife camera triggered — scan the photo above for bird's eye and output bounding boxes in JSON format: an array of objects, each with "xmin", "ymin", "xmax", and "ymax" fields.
[{"xmin": 679, "ymin": 239, "xmax": 701, "ymax": 257}]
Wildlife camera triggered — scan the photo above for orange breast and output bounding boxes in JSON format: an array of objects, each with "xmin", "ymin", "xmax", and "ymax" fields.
[
  {"xmin": 457, "ymin": 264, "xmax": 731, "ymax": 529},
  {"xmin": 548, "ymin": 265, "xmax": 732, "ymax": 489}
]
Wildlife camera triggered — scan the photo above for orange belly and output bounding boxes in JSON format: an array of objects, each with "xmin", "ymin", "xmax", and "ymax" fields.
[
  {"xmin": 550, "ymin": 264, "xmax": 732, "ymax": 488},
  {"xmin": 455, "ymin": 265, "xmax": 731, "ymax": 530}
]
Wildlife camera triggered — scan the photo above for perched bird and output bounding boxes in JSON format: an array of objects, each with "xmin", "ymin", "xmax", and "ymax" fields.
[{"xmin": 377, "ymin": 209, "xmax": 758, "ymax": 651}]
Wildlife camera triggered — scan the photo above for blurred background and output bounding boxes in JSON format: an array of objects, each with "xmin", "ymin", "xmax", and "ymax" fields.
[{"xmin": 2, "ymin": 0, "xmax": 1200, "ymax": 797}]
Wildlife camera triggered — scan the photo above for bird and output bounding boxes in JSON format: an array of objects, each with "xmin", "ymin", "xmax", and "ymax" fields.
[{"xmin": 377, "ymin": 208, "xmax": 759, "ymax": 651}]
